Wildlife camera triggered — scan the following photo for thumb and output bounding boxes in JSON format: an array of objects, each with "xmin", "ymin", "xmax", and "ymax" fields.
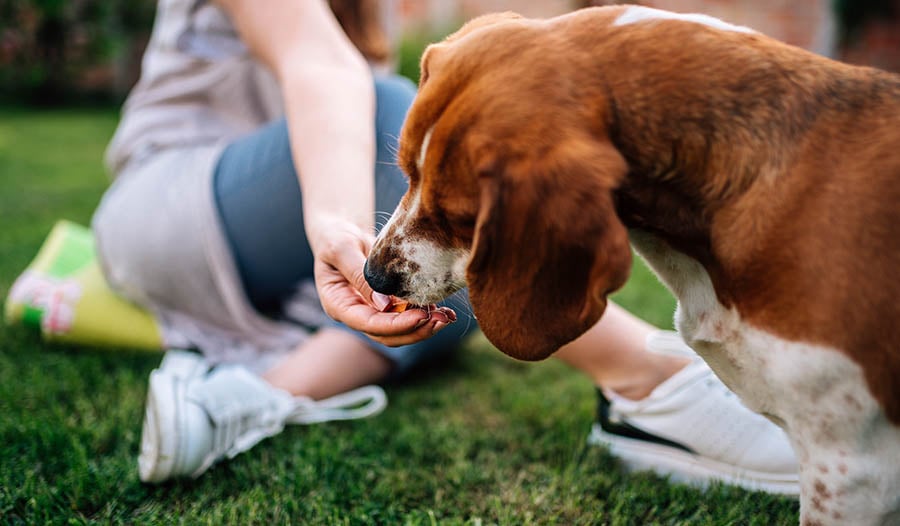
[{"xmin": 330, "ymin": 237, "xmax": 380, "ymax": 307}]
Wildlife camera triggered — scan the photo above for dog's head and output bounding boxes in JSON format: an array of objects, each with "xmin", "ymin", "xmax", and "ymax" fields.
[{"xmin": 366, "ymin": 11, "xmax": 632, "ymax": 360}]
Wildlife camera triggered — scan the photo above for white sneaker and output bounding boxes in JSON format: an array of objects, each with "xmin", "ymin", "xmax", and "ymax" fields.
[
  {"xmin": 587, "ymin": 331, "xmax": 800, "ymax": 496},
  {"xmin": 138, "ymin": 350, "xmax": 388, "ymax": 483}
]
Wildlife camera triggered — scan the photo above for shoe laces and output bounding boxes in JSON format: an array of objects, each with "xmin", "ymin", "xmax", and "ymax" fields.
[
  {"xmin": 286, "ymin": 385, "xmax": 387, "ymax": 424},
  {"xmin": 194, "ymin": 382, "xmax": 387, "ymax": 477}
]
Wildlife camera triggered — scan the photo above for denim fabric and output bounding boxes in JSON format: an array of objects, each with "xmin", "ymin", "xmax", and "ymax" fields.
[{"xmin": 213, "ymin": 75, "xmax": 474, "ymax": 376}]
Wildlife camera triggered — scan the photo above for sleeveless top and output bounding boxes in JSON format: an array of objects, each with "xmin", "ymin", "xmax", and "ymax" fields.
[{"xmin": 106, "ymin": 0, "xmax": 284, "ymax": 176}]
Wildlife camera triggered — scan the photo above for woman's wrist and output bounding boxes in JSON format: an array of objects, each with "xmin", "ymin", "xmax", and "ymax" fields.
[{"xmin": 306, "ymin": 213, "xmax": 373, "ymax": 259}]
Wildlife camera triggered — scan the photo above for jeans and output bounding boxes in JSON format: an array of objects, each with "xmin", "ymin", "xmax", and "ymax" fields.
[{"xmin": 213, "ymin": 75, "xmax": 474, "ymax": 376}]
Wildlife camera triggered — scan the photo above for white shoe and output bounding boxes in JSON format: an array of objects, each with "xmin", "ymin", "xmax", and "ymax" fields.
[
  {"xmin": 138, "ymin": 350, "xmax": 388, "ymax": 483},
  {"xmin": 587, "ymin": 331, "xmax": 800, "ymax": 496}
]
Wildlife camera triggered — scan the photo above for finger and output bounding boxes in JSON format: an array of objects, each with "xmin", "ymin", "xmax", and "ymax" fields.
[
  {"xmin": 317, "ymin": 277, "xmax": 432, "ymax": 335},
  {"xmin": 328, "ymin": 240, "xmax": 381, "ymax": 307},
  {"xmin": 368, "ymin": 315, "xmax": 454, "ymax": 347},
  {"xmin": 354, "ymin": 306, "xmax": 451, "ymax": 338},
  {"xmin": 336, "ymin": 296, "xmax": 454, "ymax": 338},
  {"xmin": 371, "ymin": 291, "xmax": 392, "ymax": 311},
  {"xmin": 435, "ymin": 306, "xmax": 457, "ymax": 323}
]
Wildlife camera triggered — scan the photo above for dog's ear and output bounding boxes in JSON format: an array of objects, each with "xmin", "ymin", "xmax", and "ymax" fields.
[
  {"xmin": 467, "ymin": 138, "xmax": 632, "ymax": 361},
  {"xmin": 418, "ymin": 12, "xmax": 523, "ymax": 85}
]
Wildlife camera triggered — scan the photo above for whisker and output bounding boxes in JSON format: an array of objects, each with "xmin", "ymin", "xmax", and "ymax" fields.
[
  {"xmin": 375, "ymin": 211, "xmax": 395, "ymax": 220},
  {"xmin": 443, "ymin": 293, "xmax": 477, "ymax": 334},
  {"xmin": 374, "ymin": 211, "xmax": 395, "ymax": 233},
  {"xmin": 385, "ymin": 134, "xmax": 401, "ymax": 155}
]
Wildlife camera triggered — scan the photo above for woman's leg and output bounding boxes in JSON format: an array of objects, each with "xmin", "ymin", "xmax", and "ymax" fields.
[{"xmin": 554, "ymin": 303, "xmax": 689, "ymax": 400}]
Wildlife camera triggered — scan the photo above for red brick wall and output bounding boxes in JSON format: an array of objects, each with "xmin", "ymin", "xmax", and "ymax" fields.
[
  {"xmin": 595, "ymin": 0, "xmax": 900, "ymax": 72},
  {"xmin": 399, "ymin": 0, "xmax": 835, "ymax": 55},
  {"xmin": 638, "ymin": 0, "xmax": 836, "ymax": 55},
  {"xmin": 458, "ymin": 0, "xmax": 571, "ymax": 18},
  {"xmin": 398, "ymin": 0, "xmax": 900, "ymax": 72}
]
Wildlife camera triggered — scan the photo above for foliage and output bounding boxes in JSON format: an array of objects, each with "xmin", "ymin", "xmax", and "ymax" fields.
[{"xmin": 0, "ymin": 0, "xmax": 155, "ymax": 104}]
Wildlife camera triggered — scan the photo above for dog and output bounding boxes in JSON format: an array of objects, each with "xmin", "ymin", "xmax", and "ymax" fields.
[{"xmin": 364, "ymin": 6, "xmax": 900, "ymax": 525}]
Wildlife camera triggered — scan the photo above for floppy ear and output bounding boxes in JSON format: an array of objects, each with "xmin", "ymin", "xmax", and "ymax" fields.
[{"xmin": 467, "ymin": 139, "xmax": 632, "ymax": 361}]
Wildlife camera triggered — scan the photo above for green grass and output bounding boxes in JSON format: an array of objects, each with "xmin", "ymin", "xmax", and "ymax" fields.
[{"xmin": 0, "ymin": 108, "xmax": 799, "ymax": 524}]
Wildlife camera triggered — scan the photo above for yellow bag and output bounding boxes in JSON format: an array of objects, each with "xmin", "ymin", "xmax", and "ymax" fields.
[{"xmin": 5, "ymin": 220, "xmax": 164, "ymax": 350}]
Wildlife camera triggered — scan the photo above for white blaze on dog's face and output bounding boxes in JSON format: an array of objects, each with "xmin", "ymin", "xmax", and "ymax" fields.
[
  {"xmin": 366, "ymin": 120, "xmax": 478, "ymax": 306},
  {"xmin": 370, "ymin": 192, "xmax": 471, "ymax": 305}
]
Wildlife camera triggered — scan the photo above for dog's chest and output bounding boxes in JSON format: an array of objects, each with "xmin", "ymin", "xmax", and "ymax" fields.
[
  {"xmin": 627, "ymin": 230, "xmax": 757, "ymax": 394},
  {"xmin": 626, "ymin": 230, "xmax": 879, "ymax": 420}
]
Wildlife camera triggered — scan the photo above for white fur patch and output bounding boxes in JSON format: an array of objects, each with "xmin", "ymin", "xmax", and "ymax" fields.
[
  {"xmin": 392, "ymin": 237, "xmax": 469, "ymax": 304},
  {"xmin": 372, "ymin": 182, "xmax": 470, "ymax": 305},
  {"xmin": 613, "ymin": 6, "xmax": 756, "ymax": 34},
  {"xmin": 417, "ymin": 125, "xmax": 434, "ymax": 171},
  {"xmin": 629, "ymin": 229, "xmax": 900, "ymax": 524}
]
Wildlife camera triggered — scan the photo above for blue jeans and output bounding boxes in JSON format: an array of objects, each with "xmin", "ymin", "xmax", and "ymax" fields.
[{"xmin": 213, "ymin": 75, "xmax": 474, "ymax": 376}]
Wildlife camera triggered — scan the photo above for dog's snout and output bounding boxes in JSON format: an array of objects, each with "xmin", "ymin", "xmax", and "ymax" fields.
[{"xmin": 364, "ymin": 259, "xmax": 405, "ymax": 296}]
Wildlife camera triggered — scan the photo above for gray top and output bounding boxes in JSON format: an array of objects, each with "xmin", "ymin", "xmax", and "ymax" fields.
[
  {"xmin": 105, "ymin": 0, "xmax": 284, "ymax": 175},
  {"xmin": 95, "ymin": 0, "xmax": 323, "ymax": 371}
]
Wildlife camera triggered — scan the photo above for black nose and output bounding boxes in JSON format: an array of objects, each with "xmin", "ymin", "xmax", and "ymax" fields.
[{"xmin": 364, "ymin": 259, "xmax": 405, "ymax": 296}]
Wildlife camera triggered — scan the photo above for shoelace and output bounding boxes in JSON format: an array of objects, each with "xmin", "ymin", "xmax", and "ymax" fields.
[
  {"xmin": 287, "ymin": 385, "xmax": 388, "ymax": 424},
  {"xmin": 193, "ymin": 384, "xmax": 388, "ymax": 477}
]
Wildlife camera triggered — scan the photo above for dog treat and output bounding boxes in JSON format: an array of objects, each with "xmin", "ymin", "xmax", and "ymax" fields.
[{"xmin": 385, "ymin": 299, "xmax": 410, "ymax": 313}]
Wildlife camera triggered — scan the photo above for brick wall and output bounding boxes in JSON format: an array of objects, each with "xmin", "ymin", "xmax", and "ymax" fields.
[
  {"xmin": 398, "ymin": 0, "xmax": 900, "ymax": 72},
  {"xmin": 396, "ymin": 0, "xmax": 570, "ymax": 33},
  {"xmin": 397, "ymin": 0, "xmax": 835, "ymax": 49},
  {"xmin": 631, "ymin": 0, "xmax": 837, "ymax": 56},
  {"xmin": 589, "ymin": 0, "xmax": 900, "ymax": 71}
]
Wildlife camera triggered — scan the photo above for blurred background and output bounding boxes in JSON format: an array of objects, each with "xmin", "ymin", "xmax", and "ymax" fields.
[{"xmin": 0, "ymin": 0, "xmax": 898, "ymax": 106}]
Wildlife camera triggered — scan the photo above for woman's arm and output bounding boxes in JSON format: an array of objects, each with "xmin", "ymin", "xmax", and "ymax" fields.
[
  {"xmin": 214, "ymin": 0, "xmax": 452, "ymax": 345},
  {"xmin": 218, "ymin": 0, "xmax": 374, "ymax": 246}
]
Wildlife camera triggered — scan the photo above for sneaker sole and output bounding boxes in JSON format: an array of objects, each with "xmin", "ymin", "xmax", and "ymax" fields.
[
  {"xmin": 588, "ymin": 424, "xmax": 800, "ymax": 496},
  {"xmin": 139, "ymin": 371, "xmax": 184, "ymax": 483}
]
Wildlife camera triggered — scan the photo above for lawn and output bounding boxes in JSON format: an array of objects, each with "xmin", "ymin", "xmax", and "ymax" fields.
[{"xmin": 0, "ymin": 108, "xmax": 799, "ymax": 524}]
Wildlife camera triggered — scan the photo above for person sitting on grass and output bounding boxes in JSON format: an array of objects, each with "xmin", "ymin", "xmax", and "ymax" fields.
[{"xmin": 91, "ymin": 0, "xmax": 799, "ymax": 493}]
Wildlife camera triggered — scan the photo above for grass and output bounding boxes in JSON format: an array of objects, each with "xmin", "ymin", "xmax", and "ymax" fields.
[{"xmin": 0, "ymin": 108, "xmax": 799, "ymax": 524}]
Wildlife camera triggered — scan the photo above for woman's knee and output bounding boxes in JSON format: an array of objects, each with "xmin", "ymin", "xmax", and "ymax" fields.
[
  {"xmin": 375, "ymin": 75, "xmax": 416, "ymax": 114},
  {"xmin": 372, "ymin": 75, "xmax": 418, "ymax": 218},
  {"xmin": 91, "ymin": 180, "xmax": 156, "ymax": 304},
  {"xmin": 374, "ymin": 75, "xmax": 416, "ymax": 142}
]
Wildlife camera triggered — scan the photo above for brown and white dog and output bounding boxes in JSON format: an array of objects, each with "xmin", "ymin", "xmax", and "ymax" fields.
[{"xmin": 364, "ymin": 6, "xmax": 900, "ymax": 525}]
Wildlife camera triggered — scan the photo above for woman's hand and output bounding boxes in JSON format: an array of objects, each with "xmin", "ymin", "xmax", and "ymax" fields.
[{"xmin": 312, "ymin": 219, "xmax": 455, "ymax": 346}]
